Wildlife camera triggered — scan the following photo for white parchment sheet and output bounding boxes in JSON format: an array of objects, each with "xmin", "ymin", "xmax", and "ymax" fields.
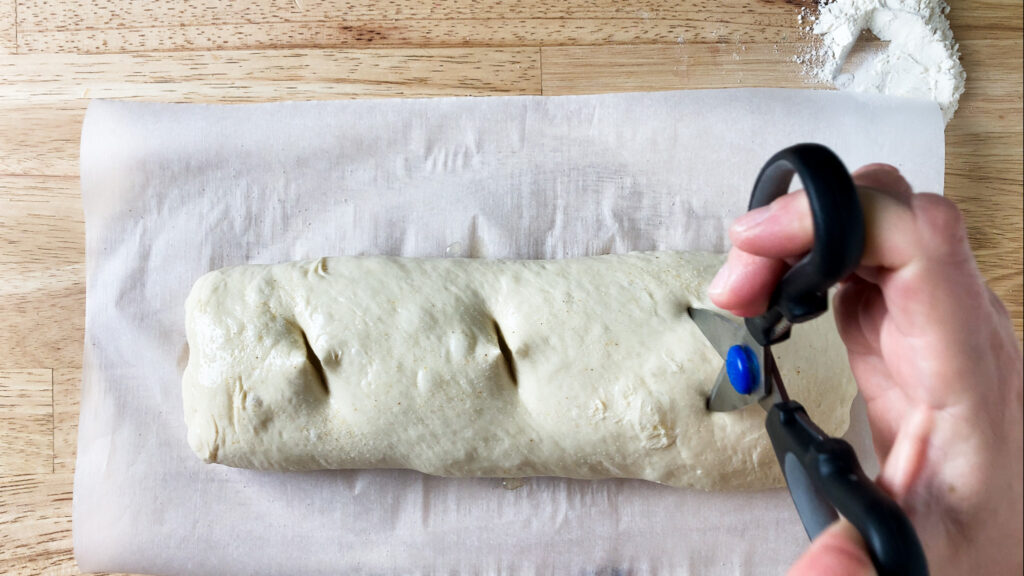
[{"xmin": 75, "ymin": 89, "xmax": 944, "ymax": 575}]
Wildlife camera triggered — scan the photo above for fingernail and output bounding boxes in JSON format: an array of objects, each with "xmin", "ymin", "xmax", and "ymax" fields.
[
  {"xmin": 708, "ymin": 262, "xmax": 731, "ymax": 295},
  {"xmin": 732, "ymin": 204, "xmax": 773, "ymax": 234}
]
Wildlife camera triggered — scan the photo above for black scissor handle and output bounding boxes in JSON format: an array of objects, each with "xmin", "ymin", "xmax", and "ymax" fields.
[
  {"xmin": 744, "ymin": 144, "xmax": 865, "ymax": 346},
  {"xmin": 766, "ymin": 401, "xmax": 929, "ymax": 576}
]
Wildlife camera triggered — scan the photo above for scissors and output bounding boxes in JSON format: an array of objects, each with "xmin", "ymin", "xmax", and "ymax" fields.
[{"xmin": 689, "ymin": 144, "xmax": 928, "ymax": 576}]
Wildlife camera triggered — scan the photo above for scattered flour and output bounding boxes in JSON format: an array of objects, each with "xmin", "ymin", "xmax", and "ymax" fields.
[{"xmin": 797, "ymin": 0, "xmax": 966, "ymax": 124}]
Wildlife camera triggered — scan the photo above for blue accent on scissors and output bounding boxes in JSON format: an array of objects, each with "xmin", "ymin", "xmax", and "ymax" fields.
[{"xmin": 725, "ymin": 345, "xmax": 759, "ymax": 395}]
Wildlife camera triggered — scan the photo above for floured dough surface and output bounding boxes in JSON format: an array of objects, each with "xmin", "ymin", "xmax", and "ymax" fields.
[{"xmin": 182, "ymin": 252, "xmax": 857, "ymax": 490}]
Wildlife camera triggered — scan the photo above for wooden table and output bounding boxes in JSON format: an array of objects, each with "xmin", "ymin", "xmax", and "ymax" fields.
[{"xmin": 1, "ymin": 1, "xmax": 1020, "ymax": 573}]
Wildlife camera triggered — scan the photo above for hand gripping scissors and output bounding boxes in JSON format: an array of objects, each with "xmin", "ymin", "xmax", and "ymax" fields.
[{"xmin": 689, "ymin": 144, "xmax": 928, "ymax": 576}]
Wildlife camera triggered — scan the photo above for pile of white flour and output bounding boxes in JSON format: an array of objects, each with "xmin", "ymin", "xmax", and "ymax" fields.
[{"xmin": 797, "ymin": 0, "xmax": 966, "ymax": 124}]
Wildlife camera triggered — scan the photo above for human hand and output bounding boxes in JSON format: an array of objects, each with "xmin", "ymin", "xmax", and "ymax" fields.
[{"xmin": 708, "ymin": 164, "xmax": 1024, "ymax": 576}]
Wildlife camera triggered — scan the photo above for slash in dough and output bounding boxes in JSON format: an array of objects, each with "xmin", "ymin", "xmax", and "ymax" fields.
[{"xmin": 182, "ymin": 252, "xmax": 857, "ymax": 490}]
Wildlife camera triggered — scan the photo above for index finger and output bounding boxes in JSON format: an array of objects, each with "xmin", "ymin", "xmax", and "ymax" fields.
[
  {"xmin": 709, "ymin": 165, "xmax": 918, "ymax": 315},
  {"xmin": 729, "ymin": 174, "xmax": 920, "ymax": 271}
]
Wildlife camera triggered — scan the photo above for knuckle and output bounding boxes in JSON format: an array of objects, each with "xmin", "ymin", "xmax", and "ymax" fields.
[
  {"xmin": 912, "ymin": 193, "xmax": 969, "ymax": 255},
  {"xmin": 915, "ymin": 193, "xmax": 964, "ymax": 231},
  {"xmin": 853, "ymin": 164, "xmax": 913, "ymax": 197},
  {"xmin": 856, "ymin": 162, "xmax": 900, "ymax": 175}
]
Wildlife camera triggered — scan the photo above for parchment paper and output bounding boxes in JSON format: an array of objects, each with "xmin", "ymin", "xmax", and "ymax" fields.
[{"xmin": 75, "ymin": 89, "xmax": 945, "ymax": 575}]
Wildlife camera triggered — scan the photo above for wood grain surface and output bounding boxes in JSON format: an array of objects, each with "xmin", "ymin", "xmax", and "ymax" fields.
[{"xmin": 0, "ymin": 0, "xmax": 1021, "ymax": 574}]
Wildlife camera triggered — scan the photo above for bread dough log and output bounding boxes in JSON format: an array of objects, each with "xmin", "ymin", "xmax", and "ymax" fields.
[{"xmin": 182, "ymin": 252, "xmax": 857, "ymax": 490}]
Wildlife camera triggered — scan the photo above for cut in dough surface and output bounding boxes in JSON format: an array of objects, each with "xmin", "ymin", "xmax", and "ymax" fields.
[{"xmin": 182, "ymin": 252, "xmax": 857, "ymax": 490}]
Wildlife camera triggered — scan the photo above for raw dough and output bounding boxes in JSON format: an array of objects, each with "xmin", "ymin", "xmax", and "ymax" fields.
[{"xmin": 182, "ymin": 252, "xmax": 856, "ymax": 490}]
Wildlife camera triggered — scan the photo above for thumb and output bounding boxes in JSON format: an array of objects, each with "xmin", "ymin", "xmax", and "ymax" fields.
[{"xmin": 787, "ymin": 519, "xmax": 877, "ymax": 576}]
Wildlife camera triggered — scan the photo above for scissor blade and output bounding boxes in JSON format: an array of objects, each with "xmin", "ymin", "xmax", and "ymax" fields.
[
  {"xmin": 688, "ymin": 308, "xmax": 767, "ymax": 412},
  {"xmin": 687, "ymin": 308, "xmax": 750, "ymax": 360},
  {"xmin": 707, "ymin": 369, "xmax": 762, "ymax": 412}
]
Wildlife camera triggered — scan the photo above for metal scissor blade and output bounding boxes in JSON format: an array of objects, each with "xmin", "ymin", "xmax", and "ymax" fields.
[
  {"xmin": 687, "ymin": 308, "xmax": 750, "ymax": 360},
  {"xmin": 688, "ymin": 307, "xmax": 767, "ymax": 412},
  {"xmin": 707, "ymin": 368, "xmax": 758, "ymax": 412}
]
